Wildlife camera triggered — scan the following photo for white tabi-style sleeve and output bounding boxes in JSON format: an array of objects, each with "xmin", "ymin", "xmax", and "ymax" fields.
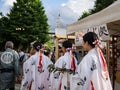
[
  {"xmin": 20, "ymin": 57, "xmax": 33, "ymax": 90},
  {"xmin": 55, "ymin": 56, "xmax": 64, "ymax": 68},
  {"xmin": 50, "ymin": 56, "xmax": 64, "ymax": 90},
  {"xmin": 71, "ymin": 55, "xmax": 93, "ymax": 90},
  {"xmin": 44, "ymin": 55, "xmax": 53, "ymax": 66}
]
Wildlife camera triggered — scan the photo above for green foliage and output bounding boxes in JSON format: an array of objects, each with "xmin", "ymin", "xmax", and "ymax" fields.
[
  {"xmin": 45, "ymin": 39, "xmax": 54, "ymax": 50},
  {"xmin": 0, "ymin": 0, "xmax": 50, "ymax": 49},
  {"xmin": 78, "ymin": 0, "xmax": 116, "ymax": 20},
  {"xmin": 0, "ymin": 15, "xmax": 10, "ymax": 50},
  {"xmin": 90, "ymin": 0, "xmax": 117, "ymax": 14},
  {"xmin": 78, "ymin": 11, "xmax": 91, "ymax": 20}
]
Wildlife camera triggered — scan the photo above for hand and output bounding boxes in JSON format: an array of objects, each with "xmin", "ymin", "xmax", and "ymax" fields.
[{"xmin": 16, "ymin": 76, "xmax": 22, "ymax": 84}]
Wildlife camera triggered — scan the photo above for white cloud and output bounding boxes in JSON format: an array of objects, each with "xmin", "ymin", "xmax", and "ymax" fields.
[
  {"xmin": 3, "ymin": 0, "xmax": 16, "ymax": 6},
  {"xmin": 0, "ymin": 0, "xmax": 95, "ymax": 32},
  {"xmin": 0, "ymin": 0, "xmax": 16, "ymax": 15},
  {"xmin": 61, "ymin": 0, "xmax": 95, "ymax": 17},
  {"xmin": 57, "ymin": 0, "xmax": 95, "ymax": 27},
  {"xmin": 45, "ymin": 0, "xmax": 95, "ymax": 32},
  {"xmin": 61, "ymin": 3, "xmax": 66, "ymax": 7}
]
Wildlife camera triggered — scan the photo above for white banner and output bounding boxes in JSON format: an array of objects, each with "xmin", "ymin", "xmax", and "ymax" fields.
[
  {"xmin": 87, "ymin": 24, "xmax": 110, "ymax": 40},
  {"xmin": 75, "ymin": 24, "xmax": 110, "ymax": 46},
  {"xmin": 75, "ymin": 32, "xmax": 83, "ymax": 46}
]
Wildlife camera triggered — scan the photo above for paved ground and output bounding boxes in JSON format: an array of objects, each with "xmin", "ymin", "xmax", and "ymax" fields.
[
  {"xmin": 15, "ymin": 84, "xmax": 21, "ymax": 90},
  {"xmin": 15, "ymin": 82, "xmax": 120, "ymax": 90}
]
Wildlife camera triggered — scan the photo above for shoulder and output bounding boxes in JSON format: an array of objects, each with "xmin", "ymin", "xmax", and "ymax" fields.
[
  {"xmin": 0, "ymin": 52, "xmax": 3, "ymax": 55},
  {"xmin": 43, "ymin": 54, "xmax": 53, "ymax": 64},
  {"xmin": 0, "ymin": 52, "xmax": 3, "ymax": 56},
  {"xmin": 26, "ymin": 55, "xmax": 36, "ymax": 64},
  {"xmin": 81, "ymin": 53, "xmax": 94, "ymax": 65},
  {"xmin": 29, "ymin": 53, "xmax": 38, "ymax": 60},
  {"xmin": 12, "ymin": 50, "xmax": 19, "ymax": 56},
  {"xmin": 83, "ymin": 49, "xmax": 97, "ymax": 60},
  {"xmin": 55, "ymin": 56, "xmax": 64, "ymax": 67},
  {"xmin": 80, "ymin": 52, "xmax": 98, "ymax": 70},
  {"xmin": 56, "ymin": 56, "xmax": 64, "ymax": 63}
]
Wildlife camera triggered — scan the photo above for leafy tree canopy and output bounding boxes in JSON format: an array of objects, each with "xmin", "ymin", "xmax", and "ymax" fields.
[
  {"xmin": 78, "ymin": 0, "xmax": 117, "ymax": 20},
  {"xmin": 0, "ymin": 0, "xmax": 50, "ymax": 49},
  {"xmin": 78, "ymin": 11, "xmax": 91, "ymax": 20}
]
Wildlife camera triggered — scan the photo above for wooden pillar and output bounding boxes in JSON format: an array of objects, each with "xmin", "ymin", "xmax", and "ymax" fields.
[
  {"xmin": 67, "ymin": 35, "xmax": 68, "ymax": 40},
  {"xmin": 112, "ymin": 36, "xmax": 116, "ymax": 90},
  {"xmin": 55, "ymin": 37, "xmax": 59, "ymax": 61},
  {"xmin": 106, "ymin": 40, "xmax": 110, "ymax": 69}
]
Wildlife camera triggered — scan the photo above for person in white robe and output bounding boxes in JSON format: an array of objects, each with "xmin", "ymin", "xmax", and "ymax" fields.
[
  {"xmin": 71, "ymin": 32, "xmax": 112, "ymax": 90},
  {"xmin": 21, "ymin": 41, "xmax": 53, "ymax": 90},
  {"xmin": 50, "ymin": 40, "xmax": 78, "ymax": 90}
]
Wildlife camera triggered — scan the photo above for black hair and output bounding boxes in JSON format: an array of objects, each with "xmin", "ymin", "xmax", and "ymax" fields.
[
  {"xmin": 33, "ymin": 41, "xmax": 42, "ymax": 51},
  {"xmin": 83, "ymin": 32, "xmax": 98, "ymax": 48},
  {"xmin": 62, "ymin": 40, "xmax": 72, "ymax": 49},
  {"xmin": 44, "ymin": 49, "xmax": 50, "ymax": 56},
  {"xmin": 19, "ymin": 48, "xmax": 24, "ymax": 51}
]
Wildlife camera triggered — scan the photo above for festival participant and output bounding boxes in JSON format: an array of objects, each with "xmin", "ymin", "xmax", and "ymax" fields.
[
  {"xmin": 50, "ymin": 40, "xmax": 78, "ymax": 90},
  {"xmin": 0, "ymin": 41, "xmax": 20, "ymax": 90},
  {"xmin": 72, "ymin": 32, "xmax": 112, "ymax": 90},
  {"xmin": 21, "ymin": 41, "xmax": 53, "ymax": 90}
]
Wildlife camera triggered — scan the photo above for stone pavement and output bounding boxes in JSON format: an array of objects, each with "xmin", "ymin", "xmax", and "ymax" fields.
[
  {"xmin": 14, "ymin": 83, "xmax": 120, "ymax": 90},
  {"xmin": 15, "ymin": 84, "xmax": 21, "ymax": 90}
]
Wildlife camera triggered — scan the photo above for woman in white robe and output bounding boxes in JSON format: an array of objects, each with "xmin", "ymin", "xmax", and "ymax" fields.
[
  {"xmin": 21, "ymin": 41, "xmax": 53, "ymax": 90},
  {"xmin": 50, "ymin": 40, "xmax": 78, "ymax": 90},
  {"xmin": 72, "ymin": 32, "xmax": 112, "ymax": 90}
]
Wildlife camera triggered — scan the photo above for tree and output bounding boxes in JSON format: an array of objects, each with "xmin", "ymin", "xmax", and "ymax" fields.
[
  {"xmin": 90, "ymin": 0, "xmax": 117, "ymax": 14},
  {"xmin": 78, "ymin": 11, "xmax": 91, "ymax": 20},
  {"xmin": 78, "ymin": 0, "xmax": 116, "ymax": 20},
  {"xmin": 0, "ymin": 0, "xmax": 50, "ymax": 49},
  {"xmin": 0, "ymin": 13, "xmax": 10, "ymax": 50}
]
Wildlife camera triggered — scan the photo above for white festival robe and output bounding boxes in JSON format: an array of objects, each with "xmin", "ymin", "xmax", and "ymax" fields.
[
  {"xmin": 71, "ymin": 48, "xmax": 112, "ymax": 90},
  {"xmin": 50, "ymin": 52, "xmax": 78, "ymax": 90},
  {"xmin": 21, "ymin": 52, "xmax": 53, "ymax": 90}
]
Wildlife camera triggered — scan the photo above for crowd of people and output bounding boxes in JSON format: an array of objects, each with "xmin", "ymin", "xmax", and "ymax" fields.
[{"xmin": 0, "ymin": 32, "xmax": 112, "ymax": 90}]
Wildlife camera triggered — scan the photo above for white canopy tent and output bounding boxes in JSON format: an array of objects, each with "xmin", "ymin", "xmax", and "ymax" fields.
[
  {"xmin": 66, "ymin": 1, "xmax": 120, "ymax": 89},
  {"xmin": 55, "ymin": 28, "xmax": 75, "ymax": 39},
  {"xmin": 67, "ymin": 0, "xmax": 120, "ymax": 36}
]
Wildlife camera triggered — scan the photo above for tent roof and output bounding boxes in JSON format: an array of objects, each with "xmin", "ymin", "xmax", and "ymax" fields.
[
  {"xmin": 67, "ymin": 0, "xmax": 120, "ymax": 35},
  {"xmin": 55, "ymin": 28, "xmax": 75, "ymax": 39}
]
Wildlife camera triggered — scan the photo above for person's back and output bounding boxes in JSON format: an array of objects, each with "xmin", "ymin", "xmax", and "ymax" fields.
[
  {"xmin": 19, "ymin": 49, "xmax": 25, "ymax": 63},
  {"xmin": 71, "ymin": 32, "xmax": 112, "ymax": 90},
  {"xmin": 21, "ymin": 41, "xmax": 53, "ymax": 90},
  {"xmin": 0, "ymin": 41, "xmax": 20, "ymax": 90},
  {"xmin": 76, "ymin": 48, "xmax": 112, "ymax": 90},
  {"xmin": 50, "ymin": 40, "xmax": 78, "ymax": 90}
]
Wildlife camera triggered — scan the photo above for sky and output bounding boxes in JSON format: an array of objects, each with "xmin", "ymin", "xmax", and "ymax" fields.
[{"xmin": 0, "ymin": 0, "xmax": 95, "ymax": 32}]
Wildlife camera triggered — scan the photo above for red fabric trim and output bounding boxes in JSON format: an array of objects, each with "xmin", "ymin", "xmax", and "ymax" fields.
[
  {"xmin": 38, "ymin": 51, "xmax": 43, "ymax": 69},
  {"xmin": 90, "ymin": 80, "xmax": 94, "ymax": 90},
  {"xmin": 99, "ymin": 50, "xmax": 107, "ymax": 71},
  {"xmin": 71, "ymin": 52, "xmax": 76, "ymax": 72},
  {"xmin": 71, "ymin": 57, "xmax": 76, "ymax": 71},
  {"xmin": 29, "ymin": 81, "xmax": 32, "ymax": 90},
  {"xmin": 99, "ymin": 49, "xmax": 108, "ymax": 79},
  {"xmin": 59, "ymin": 79, "xmax": 62, "ymax": 90}
]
